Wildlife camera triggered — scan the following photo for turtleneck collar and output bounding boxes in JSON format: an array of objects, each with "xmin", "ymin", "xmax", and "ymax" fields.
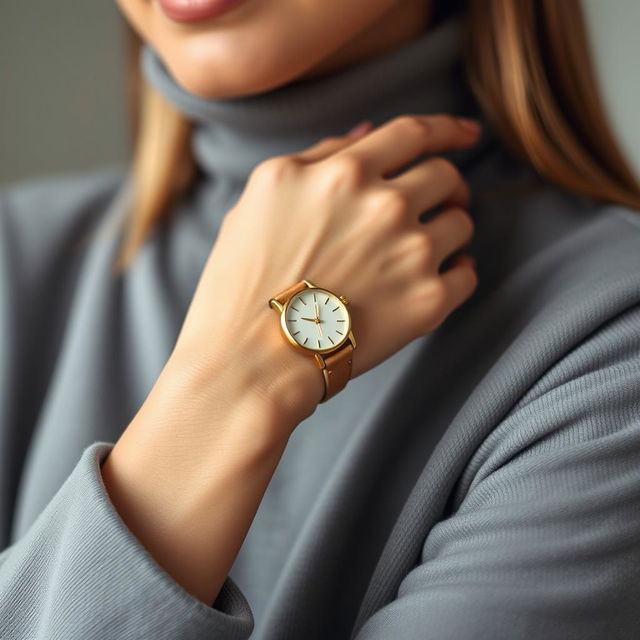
[{"xmin": 141, "ymin": 12, "xmax": 488, "ymax": 187}]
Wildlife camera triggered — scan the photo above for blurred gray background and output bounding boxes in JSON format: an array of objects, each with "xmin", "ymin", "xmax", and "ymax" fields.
[
  {"xmin": 0, "ymin": 0, "xmax": 638, "ymax": 186},
  {"xmin": 0, "ymin": 1, "xmax": 128, "ymax": 185}
]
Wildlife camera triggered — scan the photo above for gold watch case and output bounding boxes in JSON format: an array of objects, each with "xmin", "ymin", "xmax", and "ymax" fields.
[{"xmin": 269, "ymin": 280, "xmax": 356, "ymax": 363}]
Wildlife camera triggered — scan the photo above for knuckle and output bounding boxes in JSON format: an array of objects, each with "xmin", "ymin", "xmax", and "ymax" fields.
[
  {"xmin": 367, "ymin": 189, "xmax": 410, "ymax": 227},
  {"xmin": 430, "ymin": 156, "xmax": 460, "ymax": 182},
  {"xmin": 317, "ymin": 154, "xmax": 366, "ymax": 190},
  {"xmin": 463, "ymin": 261, "xmax": 480, "ymax": 292},
  {"xmin": 333, "ymin": 153, "xmax": 366, "ymax": 176},
  {"xmin": 418, "ymin": 233, "xmax": 436, "ymax": 266},
  {"xmin": 253, "ymin": 155, "xmax": 300, "ymax": 182},
  {"xmin": 408, "ymin": 231, "xmax": 435, "ymax": 266},
  {"xmin": 461, "ymin": 209, "xmax": 476, "ymax": 239},
  {"xmin": 420, "ymin": 278, "xmax": 448, "ymax": 313},
  {"xmin": 392, "ymin": 114, "xmax": 431, "ymax": 138},
  {"xmin": 451, "ymin": 207, "xmax": 475, "ymax": 239},
  {"xmin": 411, "ymin": 278, "xmax": 449, "ymax": 335}
]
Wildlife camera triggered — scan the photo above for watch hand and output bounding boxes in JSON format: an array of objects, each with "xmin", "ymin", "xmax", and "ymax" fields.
[
  {"xmin": 313, "ymin": 299, "xmax": 323, "ymax": 338},
  {"xmin": 301, "ymin": 317, "xmax": 317, "ymax": 322}
]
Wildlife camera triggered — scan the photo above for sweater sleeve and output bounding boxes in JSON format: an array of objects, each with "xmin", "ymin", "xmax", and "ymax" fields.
[
  {"xmin": 355, "ymin": 303, "xmax": 640, "ymax": 640},
  {"xmin": 0, "ymin": 176, "xmax": 252, "ymax": 638},
  {"xmin": 0, "ymin": 442, "xmax": 254, "ymax": 640}
]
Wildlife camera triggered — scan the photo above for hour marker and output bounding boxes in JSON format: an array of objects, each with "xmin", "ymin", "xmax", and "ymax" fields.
[
  {"xmin": 332, "ymin": 306, "xmax": 339, "ymax": 312},
  {"xmin": 292, "ymin": 331, "xmax": 300, "ymax": 336},
  {"xmin": 317, "ymin": 339, "xmax": 321, "ymax": 348},
  {"xmin": 324, "ymin": 297, "xmax": 329, "ymax": 305},
  {"xmin": 303, "ymin": 337, "xmax": 308, "ymax": 345},
  {"xmin": 288, "ymin": 318, "xmax": 297, "ymax": 321},
  {"xmin": 336, "ymin": 330, "xmax": 343, "ymax": 335},
  {"xmin": 337, "ymin": 319, "xmax": 345, "ymax": 322},
  {"xmin": 291, "ymin": 306, "xmax": 299, "ymax": 312},
  {"xmin": 313, "ymin": 293, "xmax": 316, "ymax": 302},
  {"xmin": 299, "ymin": 296, "xmax": 307, "ymax": 305},
  {"xmin": 328, "ymin": 336, "xmax": 334, "ymax": 345}
]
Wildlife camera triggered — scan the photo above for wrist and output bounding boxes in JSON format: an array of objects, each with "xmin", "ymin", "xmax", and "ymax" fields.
[
  {"xmin": 168, "ymin": 308, "xmax": 324, "ymax": 437},
  {"xmin": 102, "ymin": 330, "xmax": 307, "ymax": 604}
]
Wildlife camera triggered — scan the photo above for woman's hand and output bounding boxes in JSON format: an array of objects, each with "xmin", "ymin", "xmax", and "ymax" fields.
[
  {"xmin": 101, "ymin": 114, "xmax": 481, "ymax": 606},
  {"xmin": 173, "ymin": 113, "xmax": 480, "ymax": 423}
]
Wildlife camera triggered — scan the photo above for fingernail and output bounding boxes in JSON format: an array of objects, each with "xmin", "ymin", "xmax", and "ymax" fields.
[
  {"xmin": 347, "ymin": 120, "xmax": 372, "ymax": 137},
  {"xmin": 458, "ymin": 118, "xmax": 482, "ymax": 135}
]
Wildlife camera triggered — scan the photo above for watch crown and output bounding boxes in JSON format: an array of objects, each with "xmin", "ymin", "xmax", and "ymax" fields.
[{"xmin": 339, "ymin": 295, "xmax": 349, "ymax": 305}]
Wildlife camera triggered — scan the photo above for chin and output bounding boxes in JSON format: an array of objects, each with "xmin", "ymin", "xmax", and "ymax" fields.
[
  {"xmin": 161, "ymin": 51, "xmax": 299, "ymax": 99},
  {"xmin": 153, "ymin": 29, "xmax": 320, "ymax": 99},
  {"xmin": 117, "ymin": 0, "xmax": 388, "ymax": 99}
]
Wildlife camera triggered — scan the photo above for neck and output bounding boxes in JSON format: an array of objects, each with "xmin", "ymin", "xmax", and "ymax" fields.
[
  {"xmin": 141, "ymin": 12, "xmax": 490, "ymax": 197},
  {"xmin": 299, "ymin": 1, "xmax": 432, "ymax": 82}
]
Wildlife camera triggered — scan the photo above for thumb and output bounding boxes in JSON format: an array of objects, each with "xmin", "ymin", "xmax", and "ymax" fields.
[{"xmin": 293, "ymin": 120, "xmax": 374, "ymax": 163}]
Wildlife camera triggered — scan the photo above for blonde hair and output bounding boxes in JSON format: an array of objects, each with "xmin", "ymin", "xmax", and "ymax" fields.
[{"xmin": 114, "ymin": 0, "xmax": 640, "ymax": 273}]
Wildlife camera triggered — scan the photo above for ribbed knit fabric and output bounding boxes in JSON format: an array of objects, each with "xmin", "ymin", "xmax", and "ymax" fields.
[{"xmin": 1, "ymin": 8, "xmax": 640, "ymax": 640}]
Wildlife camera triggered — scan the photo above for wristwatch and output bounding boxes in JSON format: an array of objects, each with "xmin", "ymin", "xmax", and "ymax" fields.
[{"xmin": 268, "ymin": 279, "xmax": 356, "ymax": 403}]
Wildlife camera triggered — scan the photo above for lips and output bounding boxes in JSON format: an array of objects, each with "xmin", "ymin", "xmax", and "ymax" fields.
[{"xmin": 156, "ymin": 0, "xmax": 248, "ymax": 23}]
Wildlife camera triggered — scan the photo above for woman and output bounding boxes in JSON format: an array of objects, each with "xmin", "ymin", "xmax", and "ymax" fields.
[{"xmin": 1, "ymin": 0, "xmax": 639, "ymax": 638}]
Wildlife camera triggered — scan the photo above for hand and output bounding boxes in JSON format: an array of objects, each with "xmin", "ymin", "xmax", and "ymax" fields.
[
  {"xmin": 101, "ymin": 114, "xmax": 481, "ymax": 607},
  {"xmin": 172, "ymin": 114, "xmax": 480, "ymax": 423}
]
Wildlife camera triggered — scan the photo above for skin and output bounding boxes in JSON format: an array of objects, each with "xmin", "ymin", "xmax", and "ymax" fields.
[
  {"xmin": 116, "ymin": 0, "xmax": 432, "ymax": 97},
  {"xmin": 103, "ymin": 0, "xmax": 481, "ymax": 607}
]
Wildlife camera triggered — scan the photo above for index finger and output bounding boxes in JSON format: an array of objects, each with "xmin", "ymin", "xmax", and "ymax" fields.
[
  {"xmin": 292, "ymin": 121, "xmax": 374, "ymax": 164},
  {"xmin": 331, "ymin": 114, "xmax": 481, "ymax": 178}
]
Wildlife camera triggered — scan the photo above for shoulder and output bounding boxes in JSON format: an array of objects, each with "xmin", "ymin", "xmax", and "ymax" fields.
[
  {"xmin": 502, "ymin": 182, "xmax": 640, "ymax": 404},
  {"xmin": 472, "ymin": 154, "xmax": 640, "ymax": 286},
  {"xmin": 470, "ymin": 160, "xmax": 640, "ymax": 329},
  {"xmin": 369, "ymin": 197, "xmax": 640, "ymax": 637},
  {"xmin": 606, "ymin": 201, "xmax": 640, "ymax": 236},
  {"xmin": 454, "ymin": 186, "xmax": 640, "ymax": 495},
  {"xmin": 361, "ymin": 303, "xmax": 640, "ymax": 638},
  {"xmin": 449, "ymin": 172, "xmax": 640, "ymax": 483}
]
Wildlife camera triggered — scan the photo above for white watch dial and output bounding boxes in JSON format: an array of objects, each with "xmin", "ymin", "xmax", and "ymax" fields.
[{"xmin": 283, "ymin": 288, "xmax": 350, "ymax": 352}]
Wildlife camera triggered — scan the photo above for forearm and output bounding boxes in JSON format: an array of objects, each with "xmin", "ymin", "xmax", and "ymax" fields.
[{"xmin": 101, "ymin": 312, "xmax": 323, "ymax": 606}]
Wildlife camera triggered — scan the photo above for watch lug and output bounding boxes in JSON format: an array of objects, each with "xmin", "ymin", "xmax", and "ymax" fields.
[
  {"xmin": 314, "ymin": 353, "xmax": 326, "ymax": 369},
  {"xmin": 348, "ymin": 330, "xmax": 356, "ymax": 349},
  {"xmin": 268, "ymin": 298, "xmax": 284, "ymax": 312},
  {"xmin": 303, "ymin": 279, "xmax": 317, "ymax": 289}
]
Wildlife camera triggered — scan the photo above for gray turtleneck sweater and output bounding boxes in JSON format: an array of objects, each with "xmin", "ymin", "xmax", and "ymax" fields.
[{"xmin": 1, "ymin": 14, "xmax": 640, "ymax": 640}]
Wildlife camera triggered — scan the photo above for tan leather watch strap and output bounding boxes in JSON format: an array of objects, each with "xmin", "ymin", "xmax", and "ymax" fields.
[
  {"xmin": 271, "ymin": 280, "xmax": 308, "ymax": 308},
  {"xmin": 318, "ymin": 340, "xmax": 354, "ymax": 403}
]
